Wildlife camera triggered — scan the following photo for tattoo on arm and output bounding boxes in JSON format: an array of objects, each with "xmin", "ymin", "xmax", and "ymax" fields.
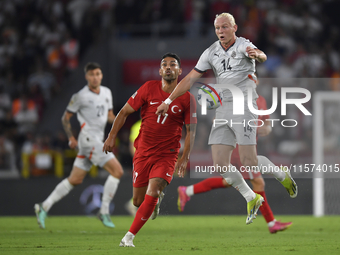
[
  {"xmin": 186, "ymin": 124, "xmax": 197, "ymax": 140},
  {"xmin": 255, "ymin": 49, "xmax": 266, "ymax": 63},
  {"xmin": 186, "ymin": 124, "xmax": 195, "ymax": 132},
  {"xmin": 181, "ymin": 123, "xmax": 196, "ymax": 160},
  {"xmin": 62, "ymin": 114, "xmax": 73, "ymax": 139}
]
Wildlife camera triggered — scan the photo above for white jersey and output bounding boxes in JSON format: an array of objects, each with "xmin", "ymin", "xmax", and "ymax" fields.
[
  {"xmin": 195, "ymin": 37, "xmax": 257, "ymax": 101},
  {"xmin": 67, "ymin": 85, "xmax": 113, "ymax": 141}
]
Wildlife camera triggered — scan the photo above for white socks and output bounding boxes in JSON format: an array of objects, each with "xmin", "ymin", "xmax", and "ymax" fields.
[
  {"xmin": 257, "ymin": 156, "xmax": 286, "ymax": 181},
  {"xmin": 41, "ymin": 175, "xmax": 120, "ymax": 214},
  {"xmin": 221, "ymin": 167, "xmax": 256, "ymax": 202},
  {"xmin": 100, "ymin": 175, "xmax": 120, "ymax": 215},
  {"xmin": 186, "ymin": 185, "xmax": 194, "ymax": 196},
  {"xmin": 123, "ymin": 231, "xmax": 135, "ymax": 241},
  {"xmin": 126, "ymin": 231, "xmax": 135, "ymax": 238},
  {"xmin": 268, "ymin": 220, "xmax": 276, "ymax": 227},
  {"xmin": 42, "ymin": 178, "xmax": 74, "ymax": 212}
]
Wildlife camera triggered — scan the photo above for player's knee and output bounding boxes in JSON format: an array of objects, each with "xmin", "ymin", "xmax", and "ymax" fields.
[
  {"xmin": 105, "ymin": 161, "xmax": 124, "ymax": 178},
  {"xmin": 114, "ymin": 165, "xmax": 124, "ymax": 178},
  {"xmin": 133, "ymin": 197, "xmax": 142, "ymax": 207},
  {"xmin": 213, "ymin": 153, "xmax": 229, "ymax": 167},
  {"xmin": 68, "ymin": 177, "xmax": 83, "ymax": 186},
  {"xmin": 146, "ymin": 184, "xmax": 163, "ymax": 198},
  {"xmin": 146, "ymin": 189, "xmax": 161, "ymax": 198},
  {"xmin": 241, "ymin": 155, "xmax": 258, "ymax": 168}
]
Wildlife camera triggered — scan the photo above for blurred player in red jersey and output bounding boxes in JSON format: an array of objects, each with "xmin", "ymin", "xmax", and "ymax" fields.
[
  {"xmin": 177, "ymin": 92, "xmax": 292, "ymax": 234},
  {"xmin": 103, "ymin": 53, "xmax": 197, "ymax": 247}
]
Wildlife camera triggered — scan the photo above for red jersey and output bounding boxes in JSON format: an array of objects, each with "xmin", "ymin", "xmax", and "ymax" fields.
[
  {"xmin": 231, "ymin": 95, "xmax": 269, "ymax": 166},
  {"xmin": 127, "ymin": 80, "xmax": 197, "ymax": 158}
]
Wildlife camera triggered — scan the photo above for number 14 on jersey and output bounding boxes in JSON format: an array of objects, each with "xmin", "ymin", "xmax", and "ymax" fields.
[{"xmin": 221, "ymin": 58, "xmax": 232, "ymax": 71}]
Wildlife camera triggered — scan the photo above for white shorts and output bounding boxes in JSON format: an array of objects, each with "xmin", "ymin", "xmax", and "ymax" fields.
[
  {"xmin": 208, "ymin": 98, "xmax": 258, "ymax": 147},
  {"xmin": 73, "ymin": 133, "xmax": 115, "ymax": 171}
]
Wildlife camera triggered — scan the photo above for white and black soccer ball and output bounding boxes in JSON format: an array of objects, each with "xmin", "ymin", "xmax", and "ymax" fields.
[{"xmin": 197, "ymin": 83, "xmax": 223, "ymax": 110}]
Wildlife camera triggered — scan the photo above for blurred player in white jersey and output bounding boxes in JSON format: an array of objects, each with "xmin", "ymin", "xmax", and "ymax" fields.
[
  {"xmin": 34, "ymin": 62, "xmax": 124, "ymax": 229},
  {"xmin": 157, "ymin": 13, "xmax": 297, "ymax": 224}
]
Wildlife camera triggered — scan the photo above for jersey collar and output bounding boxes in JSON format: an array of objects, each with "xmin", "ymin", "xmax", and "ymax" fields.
[
  {"xmin": 88, "ymin": 86, "xmax": 101, "ymax": 95},
  {"xmin": 219, "ymin": 37, "xmax": 236, "ymax": 52}
]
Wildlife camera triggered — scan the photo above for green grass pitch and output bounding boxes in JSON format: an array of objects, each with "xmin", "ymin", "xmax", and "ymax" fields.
[{"xmin": 0, "ymin": 215, "xmax": 339, "ymax": 255}]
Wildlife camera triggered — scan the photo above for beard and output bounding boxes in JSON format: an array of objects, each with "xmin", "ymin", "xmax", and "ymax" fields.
[{"xmin": 163, "ymin": 74, "xmax": 175, "ymax": 82}]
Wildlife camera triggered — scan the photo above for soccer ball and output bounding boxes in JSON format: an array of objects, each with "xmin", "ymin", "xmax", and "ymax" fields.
[{"xmin": 197, "ymin": 83, "xmax": 223, "ymax": 110}]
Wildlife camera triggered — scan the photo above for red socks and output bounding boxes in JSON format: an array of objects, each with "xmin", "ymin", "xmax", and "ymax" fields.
[
  {"xmin": 193, "ymin": 177, "xmax": 225, "ymax": 194},
  {"xmin": 255, "ymin": 191, "xmax": 275, "ymax": 223},
  {"xmin": 129, "ymin": 194, "xmax": 158, "ymax": 235}
]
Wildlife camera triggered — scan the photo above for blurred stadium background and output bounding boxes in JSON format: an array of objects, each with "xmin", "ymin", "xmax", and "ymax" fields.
[{"xmin": 0, "ymin": 0, "xmax": 340, "ymax": 217}]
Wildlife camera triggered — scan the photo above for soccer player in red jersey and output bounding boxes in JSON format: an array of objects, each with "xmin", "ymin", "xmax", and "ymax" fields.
[
  {"xmin": 177, "ymin": 94, "xmax": 292, "ymax": 234},
  {"xmin": 103, "ymin": 53, "xmax": 197, "ymax": 247}
]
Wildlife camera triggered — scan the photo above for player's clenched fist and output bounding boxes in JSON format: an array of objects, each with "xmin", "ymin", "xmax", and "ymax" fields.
[
  {"xmin": 103, "ymin": 135, "xmax": 116, "ymax": 154},
  {"xmin": 68, "ymin": 136, "xmax": 78, "ymax": 149},
  {"xmin": 156, "ymin": 102, "xmax": 169, "ymax": 116},
  {"xmin": 175, "ymin": 157, "xmax": 189, "ymax": 178},
  {"xmin": 246, "ymin": 46, "xmax": 258, "ymax": 59}
]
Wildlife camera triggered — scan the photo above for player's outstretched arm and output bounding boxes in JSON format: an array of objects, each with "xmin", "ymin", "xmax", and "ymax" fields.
[
  {"xmin": 257, "ymin": 119, "xmax": 272, "ymax": 137},
  {"xmin": 246, "ymin": 47, "xmax": 267, "ymax": 63},
  {"xmin": 175, "ymin": 123, "xmax": 197, "ymax": 178},
  {"xmin": 156, "ymin": 70, "xmax": 202, "ymax": 115},
  {"xmin": 103, "ymin": 103, "xmax": 135, "ymax": 153},
  {"xmin": 61, "ymin": 110, "xmax": 78, "ymax": 149}
]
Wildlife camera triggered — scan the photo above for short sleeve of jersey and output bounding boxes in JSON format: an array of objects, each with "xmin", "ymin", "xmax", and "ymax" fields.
[
  {"xmin": 238, "ymin": 39, "xmax": 257, "ymax": 58},
  {"xmin": 127, "ymin": 83, "xmax": 148, "ymax": 111},
  {"xmin": 195, "ymin": 48, "xmax": 211, "ymax": 73},
  {"xmin": 66, "ymin": 93, "xmax": 81, "ymax": 113},
  {"xmin": 184, "ymin": 93, "xmax": 197, "ymax": 124}
]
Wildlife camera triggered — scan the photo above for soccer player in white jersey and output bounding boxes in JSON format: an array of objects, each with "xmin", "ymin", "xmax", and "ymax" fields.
[
  {"xmin": 156, "ymin": 13, "xmax": 297, "ymax": 224},
  {"xmin": 34, "ymin": 62, "xmax": 124, "ymax": 229}
]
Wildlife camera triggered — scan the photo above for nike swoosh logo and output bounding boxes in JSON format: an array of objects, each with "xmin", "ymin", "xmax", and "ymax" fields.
[
  {"xmin": 166, "ymin": 173, "xmax": 171, "ymax": 177},
  {"xmin": 150, "ymin": 101, "xmax": 159, "ymax": 105},
  {"xmin": 141, "ymin": 217, "xmax": 148, "ymax": 221}
]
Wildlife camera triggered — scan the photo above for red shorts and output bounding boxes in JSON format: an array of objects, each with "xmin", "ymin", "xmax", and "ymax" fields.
[
  {"xmin": 230, "ymin": 155, "xmax": 261, "ymax": 180},
  {"xmin": 132, "ymin": 155, "xmax": 177, "ymax": 188}
]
